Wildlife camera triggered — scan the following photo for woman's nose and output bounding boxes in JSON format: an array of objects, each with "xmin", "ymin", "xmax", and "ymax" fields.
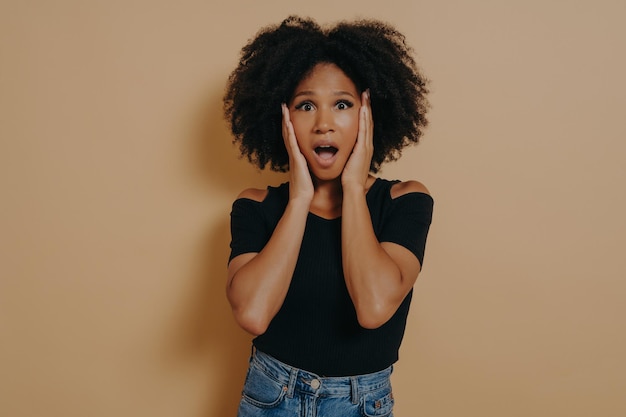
[{"xmin": 314, "ymin": 109, "xmax": 334, "ymax": 133}]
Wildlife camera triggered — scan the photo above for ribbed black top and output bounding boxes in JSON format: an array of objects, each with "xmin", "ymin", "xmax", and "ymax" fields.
[{"xmin": 229, "ymin": 178, "xmax": 433, "ymax": 376}]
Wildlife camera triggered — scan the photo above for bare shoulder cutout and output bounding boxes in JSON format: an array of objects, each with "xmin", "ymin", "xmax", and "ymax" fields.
[
  {"xmin": 390, "ymin": 180, "xmax": 430, "ymax": 199},
  {"xmin": 236, "ymin": 187, "xmax": 268, "ymax": 202}
]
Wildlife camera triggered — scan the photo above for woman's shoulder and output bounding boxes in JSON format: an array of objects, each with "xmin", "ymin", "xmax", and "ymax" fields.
[
  {"xmin": 235, "ymin": 182, "xmax": 289, "ymax": 203},
  {"xmin": 390, "ymin": 179, "xmax": 430, "ymax": 199},
  {"xmin": 235, "ymin": 187, "xmax": 268, "ymax": 202},
  {"xmin": 373, "ymin": 177, "xmax": 430, "ymax": 200},
  {"xmin": 368, "ymin": 178, "xmax": 433, "ymax": 228}
]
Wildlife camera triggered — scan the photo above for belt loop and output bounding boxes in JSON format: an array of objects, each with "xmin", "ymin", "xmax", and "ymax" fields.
[
  {"xmin": 286, "ymin": 367, "xmax": 298, "ymax": 398},
  {"xmin": 350, "ymin": 376, "xmax": 359, "ymax": 405}
]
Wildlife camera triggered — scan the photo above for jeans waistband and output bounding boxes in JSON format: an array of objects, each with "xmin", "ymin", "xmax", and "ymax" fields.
[{"xmin": 250, "ymin": 349, "xmax": 392, "ymax": 403}]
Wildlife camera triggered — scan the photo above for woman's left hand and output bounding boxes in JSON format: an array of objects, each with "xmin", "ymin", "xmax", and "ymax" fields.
[{"xmin": 342, "ymin": 89, "xmax": 374, "ymax": 191}]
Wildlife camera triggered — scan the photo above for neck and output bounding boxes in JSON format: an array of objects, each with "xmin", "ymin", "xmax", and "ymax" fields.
[
  {"xmin": 306, "ymin": 175, "xmax": 376, "ymax": 219},
  {"xmin": 313, "ymin": 177, "xmax": 343, "ymax": 198},
  {"xmin": 309, "ymin": 177, "xmax": 343, "ymax": 219}
]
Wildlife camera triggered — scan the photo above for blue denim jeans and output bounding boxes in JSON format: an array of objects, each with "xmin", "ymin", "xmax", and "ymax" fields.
[{"xmin": 237, "ymin": 349, "xmax": 394, "ymax": 417}]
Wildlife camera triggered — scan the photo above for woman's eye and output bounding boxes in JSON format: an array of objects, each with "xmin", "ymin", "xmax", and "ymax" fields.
[
  {"xmin": 336, "ymin": 100, "xmax": 353, "ymax": 110},
  {"xmin": 295, "ymin": 101, "xmax": 314, "ymax": 111}
]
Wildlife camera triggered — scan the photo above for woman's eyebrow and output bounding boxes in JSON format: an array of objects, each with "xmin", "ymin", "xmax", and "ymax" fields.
[
  {"xmin": 333, "ymin": 90, "xmax": 356, "ymax": 97},
  {"xmin": 292, "ymin": 90, "xmax": 315, "ymax": 99},
  {"xmin": 292, "ymin": 90, "xmax": 356, "ymax": 99}
]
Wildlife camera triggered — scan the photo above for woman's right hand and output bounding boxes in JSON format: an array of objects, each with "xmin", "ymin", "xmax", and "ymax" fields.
[{"xmin": 282, "ymin": 103, "xmax": 314, "ymax": 203}]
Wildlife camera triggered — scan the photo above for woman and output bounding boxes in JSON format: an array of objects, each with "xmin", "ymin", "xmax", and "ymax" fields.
[{"xmin": 223, "ymin": 16, "xmax": 433, "ymax": 417}]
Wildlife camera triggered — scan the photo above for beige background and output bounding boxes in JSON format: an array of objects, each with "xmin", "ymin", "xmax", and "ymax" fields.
[{"xmin": 1, "ymin": 0, "xmax": 625, "ymax": 416}]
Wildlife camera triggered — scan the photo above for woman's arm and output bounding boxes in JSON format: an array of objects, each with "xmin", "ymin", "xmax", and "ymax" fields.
[
  {"xmin": 226, "ymin": 104, "xmax": 313, "ymax": 336},
  {"xmin": 341, "ymin": 90, "xmax": 428, "ymax": 328},
  {"xmin": 227, "ymin": 195, "xmax": 310, "ymax": 336},
  {"xmin": 341, "ymin": 181, "xmax": 429, "ymax": 329}
]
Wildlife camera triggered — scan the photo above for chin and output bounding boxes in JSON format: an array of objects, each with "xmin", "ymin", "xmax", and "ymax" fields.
[{"xmin": 310, "ymin": 169, "xmax": 343, "ymax": 183}]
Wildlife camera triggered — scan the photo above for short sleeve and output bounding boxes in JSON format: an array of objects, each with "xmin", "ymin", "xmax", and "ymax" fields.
[
  {"xmin": 378, "ymin": 193, "xmax": 433, "ymax": 266},
  {"xmin": 228, "ymin": 198, "xmax": 271, "ymax": 263}
]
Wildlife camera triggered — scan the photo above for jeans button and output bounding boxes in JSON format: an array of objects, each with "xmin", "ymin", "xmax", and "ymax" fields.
[{"xmin": 310, "ymin": 379, "xmax": 321, "ymax": 389}]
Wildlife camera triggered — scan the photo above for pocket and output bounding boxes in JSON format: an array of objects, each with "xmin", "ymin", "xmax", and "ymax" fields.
[
  {"xmin": 241, "ymin": 363, "xmax": 288, "ymax": 409},
  {"xmin": 361, "ymin": 385, "xmax": 394, "ymax": 417}
]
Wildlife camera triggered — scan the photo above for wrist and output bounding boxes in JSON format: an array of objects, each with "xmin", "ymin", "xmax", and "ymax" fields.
[
  {"xmin": 287, "ymin": 195, "xmax": 312, "ymax": 211},
  {"xmin": 341, "ymin": 182, "xmax": 366, "ymax": 197}
]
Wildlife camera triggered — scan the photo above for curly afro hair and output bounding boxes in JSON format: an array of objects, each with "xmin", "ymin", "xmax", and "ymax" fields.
[{"xmin": 223, "ymin": 16, "xmax": 429, "ymax": 173}]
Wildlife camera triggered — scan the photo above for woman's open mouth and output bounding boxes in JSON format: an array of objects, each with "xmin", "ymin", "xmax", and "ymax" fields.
[{"xmin": 314, "ymin": 145, "xmax": 338, "ymax": 161}]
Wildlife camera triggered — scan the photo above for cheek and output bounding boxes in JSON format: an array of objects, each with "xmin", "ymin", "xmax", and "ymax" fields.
[
  {"xmin": 289, "ymin": 116, "xmax": 307, "ymax": 139},
  {"xmin": 337, "ymin": 112, "xmax": 359, "ymax": 138}
]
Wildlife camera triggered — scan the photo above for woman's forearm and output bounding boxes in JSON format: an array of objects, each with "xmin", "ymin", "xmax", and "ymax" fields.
[
  {"xmin": 341, "ymin": 185, "xmax": 410, "ymax": 329},
  {"xmin": 227, "ymin": 198, "xmax": 310, "ymax": 335}
]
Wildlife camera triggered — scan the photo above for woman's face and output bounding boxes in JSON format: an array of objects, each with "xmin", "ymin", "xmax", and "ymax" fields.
[{"xmin": 288, "ymin": 63, "xmax": 361, "ymax": 181}]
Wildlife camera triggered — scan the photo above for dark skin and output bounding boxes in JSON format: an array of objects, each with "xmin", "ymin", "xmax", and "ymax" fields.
[{"xmin": 226, "ymin": 63, "xmax": 430, "ymax": 335}]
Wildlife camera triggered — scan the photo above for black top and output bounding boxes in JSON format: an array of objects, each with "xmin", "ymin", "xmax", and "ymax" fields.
[{"xmin": 229, "ymin": 178, "xmax": 433, "ymax": 376}]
